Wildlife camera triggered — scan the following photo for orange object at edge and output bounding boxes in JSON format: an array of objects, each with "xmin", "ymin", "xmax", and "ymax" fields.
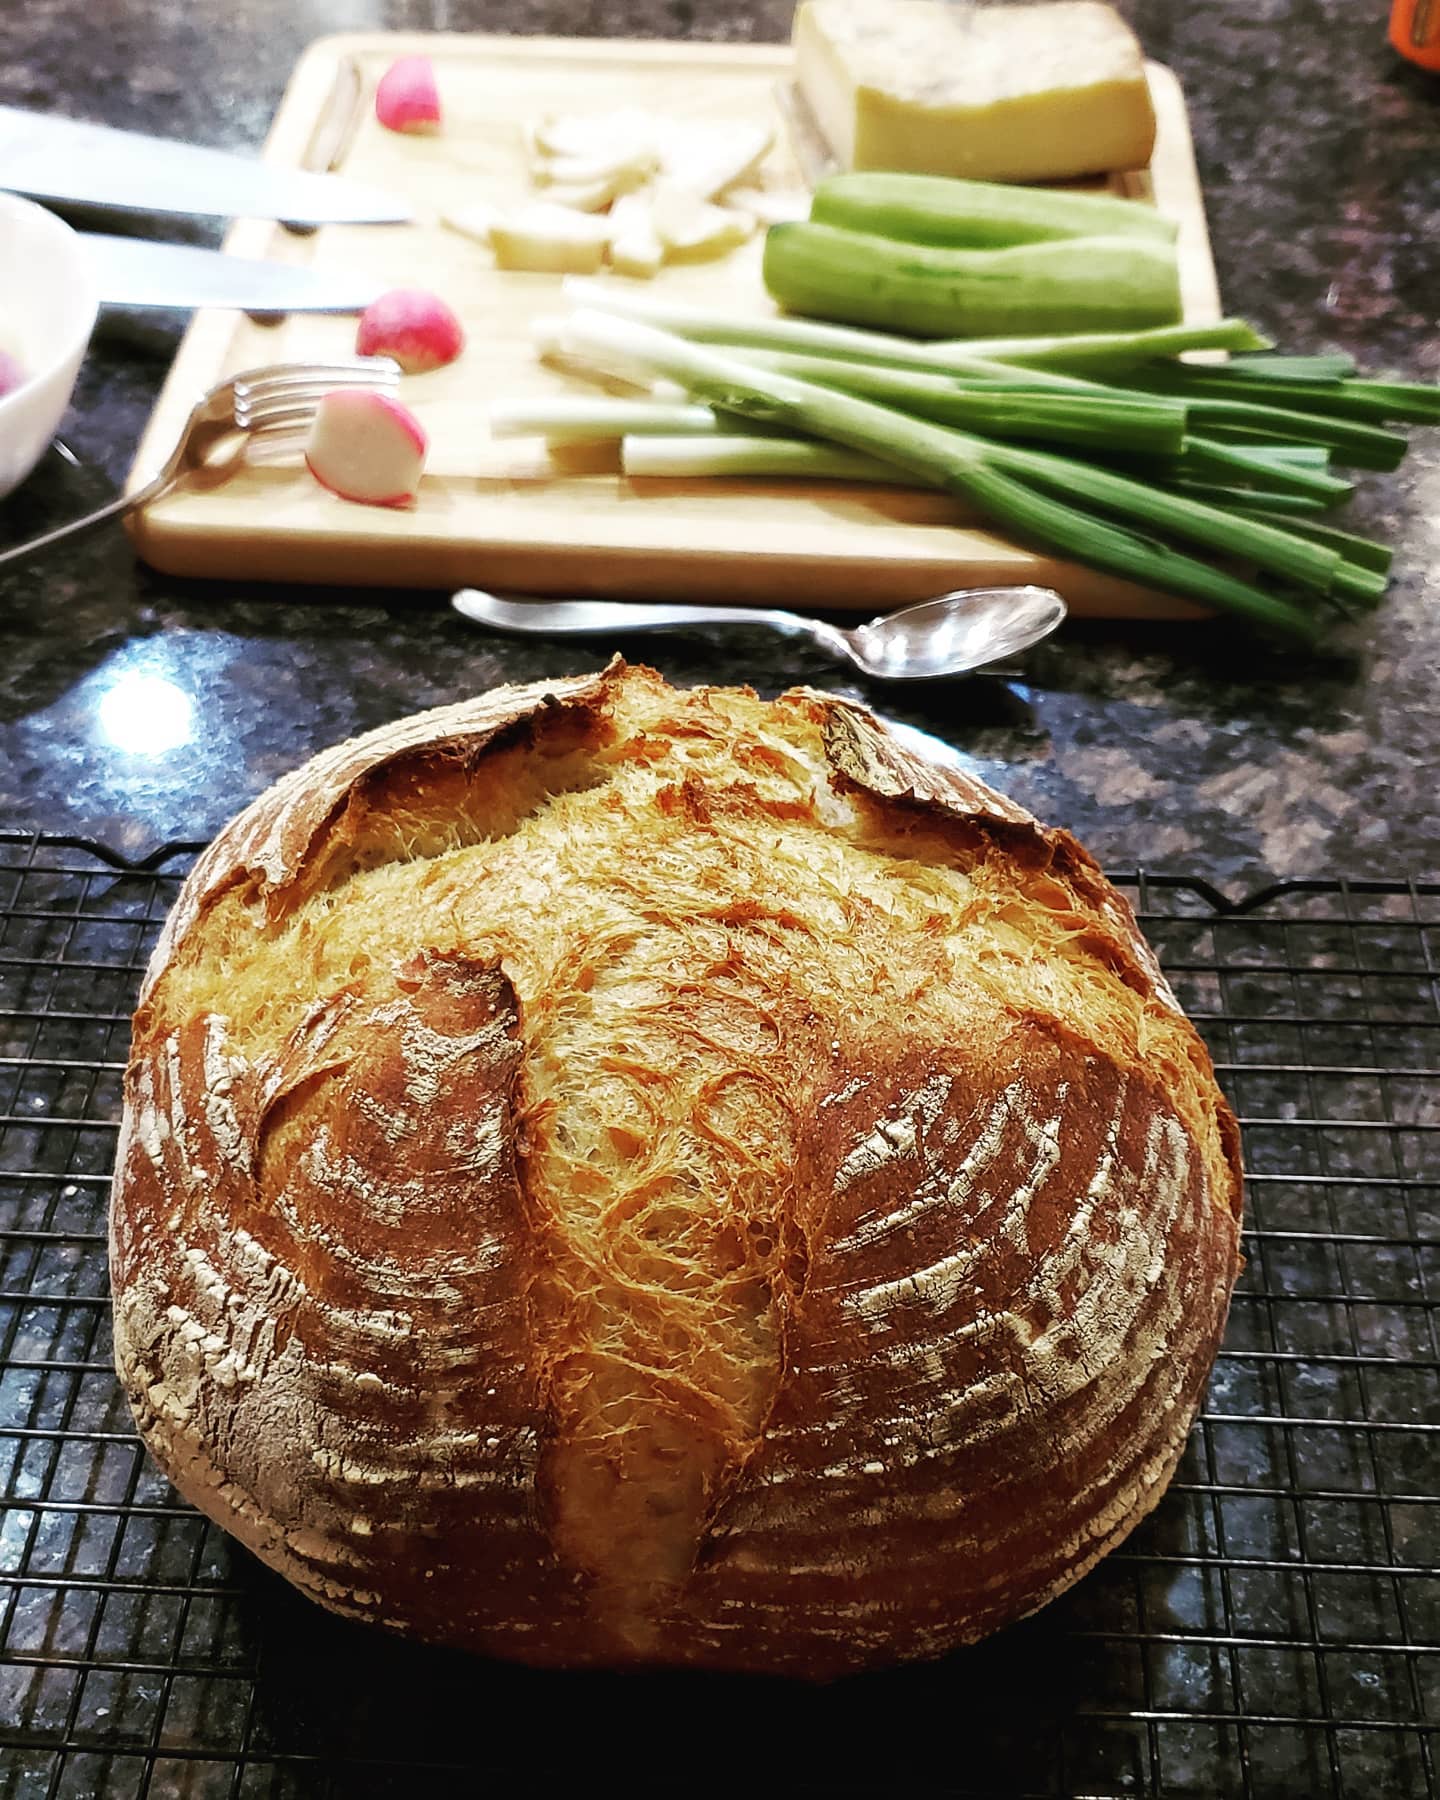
[{"xmin": 1390, "ymin": 0, "xmax": 1440, "ymax": 70}]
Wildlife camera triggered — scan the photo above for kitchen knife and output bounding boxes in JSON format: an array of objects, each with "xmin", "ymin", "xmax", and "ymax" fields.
[
  {"xmin": 0, "ymin": 105, "xmax": 410, "ymax": 225},
  {"xmin": 83, "ymin": 234, "xmax": 384, "ymax": 312}
]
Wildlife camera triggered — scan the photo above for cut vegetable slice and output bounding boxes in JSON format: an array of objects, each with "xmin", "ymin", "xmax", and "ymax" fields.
[
  {"xmin": 607, "ymin": 193, "xmax": 665, "ymax": 280},
  {"xmin": 651, "ymin": 184, "xmax": 754, "ymax": 259},
  {"xmin": 305, "ymin": 390, "xmax": 427, "ymax": 507},
  {"xmin": 657, "ymin": 120, "xmax": 775, "ymax": 202},
  {"xmin": 533, "ymin": 108, "xmax": 659, "ymax": 162},
  {"xmin": 489, "ymin": 205, "xmax": 613, "ymax": 274}
]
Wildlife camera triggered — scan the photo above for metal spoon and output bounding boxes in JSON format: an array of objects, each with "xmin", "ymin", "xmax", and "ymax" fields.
[{"xmin": 450, "ymin": 585, "xmax": 1065, "ymax": 682}]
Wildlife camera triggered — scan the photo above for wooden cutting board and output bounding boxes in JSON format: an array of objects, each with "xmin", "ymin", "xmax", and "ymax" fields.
[{"xmin": 127, "ymin": 32, "xmax": 1221, "ymax": 618}]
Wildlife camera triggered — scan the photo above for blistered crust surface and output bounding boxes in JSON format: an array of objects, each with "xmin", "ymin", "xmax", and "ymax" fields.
[{"xmin": 111, "ymin": 662, "xmax": 1243, "ymax": 1675}]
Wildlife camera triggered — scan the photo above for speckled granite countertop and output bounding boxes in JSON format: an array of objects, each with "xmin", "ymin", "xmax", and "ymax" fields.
[{"xmin": 0, "ymin": 0, "xmax": 1435, "ymax": 894}]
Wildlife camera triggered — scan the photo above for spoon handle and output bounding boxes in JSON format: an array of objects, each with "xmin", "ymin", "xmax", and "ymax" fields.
[{"xmin": 452, "ymin": 590, "xmax": 855, "ymax": 663}]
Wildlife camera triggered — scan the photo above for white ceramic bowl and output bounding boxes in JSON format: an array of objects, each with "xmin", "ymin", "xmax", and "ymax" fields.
[{"xmin": 0, "ymin": 193, "xmax": 100, "ymax": 500}]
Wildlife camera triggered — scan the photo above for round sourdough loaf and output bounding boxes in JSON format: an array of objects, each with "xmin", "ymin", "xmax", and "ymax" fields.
[{"xmin": 110, "ymin": 660, "xmax": 1243, "ymax": 1677}]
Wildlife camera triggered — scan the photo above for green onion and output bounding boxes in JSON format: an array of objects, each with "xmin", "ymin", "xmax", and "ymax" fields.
[
  {"xmin": 621, "ymin": 435, "xmax": 909, "ymax": 483},
  {"xmin": 559, "ymin": 308, "xmax": 1323, "ymax": 639},
  {"xmin": 1155, "ymin": 482, "xmax": 1333, "ymax": 516},
  {"xmin": 1329, "ymin": 562, "xmax": 1390, "ymax": 606},
  {"xmin": 1229, "ymin": 352, "xmax": 1358, "ymax": 380},
  {"xmin": 718, "ymin": 348, "xmax": 1188, "ymax": 456},
  {"xmin": 950, "ymin": 319, "xmax": 1272, "ymax": 371},
  {"xmin": 1172, "ymin": 357, "xmax": 1440, "ymax": 424},
  {"xmin": 1179, "ymin": 437, "xmax": 1354, "ymax": 502},
  {"xmin": 1127, "ymin": 367, "xmax": 1423, "ymax": 450},
  {"xmin": 561, "ymin": 279, "xmax": 1009, "ymax": 373},
  {"xmin": 981, "ymin": 440, "xmax": 1344, "ymax": 596},
  {"xmin": 1174, "ymin": 397, "xmax": 1409, "ymax": 470},
  {"xmin": 1337, "ymin": 380, "xmax": 1440, "ymax": 424},
  {"xmin": 1230, "ymin": 509, "xmax": 1394, "ymax": 575},
  {"xmin": 1226, "ymin": 444, "xmax": 1333, "ymax": 468},
  {"xmin": 559, "ymin": 281, "xmax": 1204, "ymax": 389},
  {"xmin": 488, "ymin": 398, "xmax": 721, "ymax": 440}
]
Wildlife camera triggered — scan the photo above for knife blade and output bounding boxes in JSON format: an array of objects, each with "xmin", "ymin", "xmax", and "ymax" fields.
[
  {"xmin": 0, "ymin": 105, "xmax": 410, "ymax": 226},
  {"xmin": 83, "ymin": 234, "xmax": 385, "ymax": 312}
]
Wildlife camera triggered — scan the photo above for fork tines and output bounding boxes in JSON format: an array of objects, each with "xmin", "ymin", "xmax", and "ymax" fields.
[{"xmin": 233, "ymin": 359, "xmax": 401, "ymax": 430}]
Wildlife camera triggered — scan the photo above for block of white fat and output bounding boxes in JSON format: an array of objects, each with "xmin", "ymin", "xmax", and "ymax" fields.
[{"xmin": 793, "ymin": 0, "xmax": 1158, "ymax": 184}]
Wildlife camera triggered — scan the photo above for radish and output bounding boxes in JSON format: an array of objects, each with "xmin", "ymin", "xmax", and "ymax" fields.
[
  {"xmin": 0, "ymin": 349, "xmax": 25, "ymax": 399},
  {"xmin": 356, "ymin": 288, "xmax": 465, "ymax": 373},
  {"xmin": 375, "ymin": 56, "xmax": 441, "ymax": 134},
  {"xmin": 304, "ymin": 389, "xmax": 427, "ymax": 507}
]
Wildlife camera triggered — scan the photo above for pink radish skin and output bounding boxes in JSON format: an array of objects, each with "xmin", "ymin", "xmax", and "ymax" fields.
[
  {"xmin": 375, "ymin": 56, "xmax": 441, "ymax": 134},
  {"xmin": 304, "ymin": 389, "xmax": 428, "ymax": 508},
  {"xmin": 0, "ymin": 351, "xmax": 25, "ymax": 399},
  {"xmin": 356, "ymin": 289, "xmax": 465, "ymax": 373}
]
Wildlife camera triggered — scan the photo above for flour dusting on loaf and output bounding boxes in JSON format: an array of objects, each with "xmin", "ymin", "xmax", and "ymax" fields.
[{"xmin": 110, "ymin": 660, "xmax": 1242, "ymax": 1677}]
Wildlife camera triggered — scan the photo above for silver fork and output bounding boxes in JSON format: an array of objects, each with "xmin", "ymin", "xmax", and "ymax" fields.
[{"xmin": 0, "ymin": 357, "xmax": 400, "ymax": 570}]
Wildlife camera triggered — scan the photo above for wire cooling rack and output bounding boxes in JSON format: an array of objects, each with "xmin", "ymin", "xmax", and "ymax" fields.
[{"xmin": 0, "ymin": 831, "xmax": 1435, "ymax": 1800}]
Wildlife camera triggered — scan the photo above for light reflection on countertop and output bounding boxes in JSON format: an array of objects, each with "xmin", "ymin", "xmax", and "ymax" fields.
[{"xmin": 96, "ymin": 669, "xmax": 196, "ymax": 757}]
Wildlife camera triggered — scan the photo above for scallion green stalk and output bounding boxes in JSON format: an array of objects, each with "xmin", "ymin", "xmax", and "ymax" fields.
[
  {"xmin": 560, "ymin": 281, "xmax": 1279, "ymax": 388},
  {"xmin": 1175, "ymin": 397, "xmax": 1409, "ymax": 470},
  {"xmin": 1227, "ymin": 444, "xmax": 1333, "ymax": 468},
  {"xmin": 1230, "ymin": 353, "xmax": 1358, "ymax": 380},
  {"xmin": 559, "ymin": 307, "xmax": 1323, "ymax": 638},
  {"xmin": 1230, "ymin": 510, "xmax": 1393, "ymax": 575},
  {"xmin": 1179, "ymin": 437, "xmax": 1354, "ymax": 502},
  {"xmin": 714, "ymin": 348, "xmax": 1188, "ymax": 456},
  {"xmin": 1153, "ymin": 481, "xmax": 1332, "ymax": 515},
  {"xmin": 621, "ymin": 435, "xmax": 908, "ymax": 483},
  {"xmin": 981, "ymin": 440, "xmax": 1344, "ymax": 595},
  {"xmin": 947, "ymin": 319, "xmax": 1272, "ymax": 371},
  {"xmin": 488, "ymin": 398, "xmax": 721, "ymax": 441},
  {"xmin": 1329, "ymin": 562, "xmax": 1390, "ymax": 606},
  {"xmin": 1138, "ymin": 359, "xmax": 1440, "ymax": 424}
]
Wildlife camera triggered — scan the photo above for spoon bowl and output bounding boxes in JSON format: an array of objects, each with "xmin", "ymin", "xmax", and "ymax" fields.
[
  {"xmin": 450, "ymin": 584, "xmax": 1065, "ymax": 681},
  {"xmin": 848, "ymin": 586, "xmax": 1067, "ymax": 680}
]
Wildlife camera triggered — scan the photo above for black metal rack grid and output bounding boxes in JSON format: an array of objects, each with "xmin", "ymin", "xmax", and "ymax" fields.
[{"xmin": 0, "ymin": 830, "xmax": 1435, "ymax": 1800}]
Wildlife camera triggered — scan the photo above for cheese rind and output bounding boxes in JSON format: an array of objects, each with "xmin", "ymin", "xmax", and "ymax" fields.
[{"xmin": 794, "ymin": 0, "xmax": 1158, "ymax": 184}]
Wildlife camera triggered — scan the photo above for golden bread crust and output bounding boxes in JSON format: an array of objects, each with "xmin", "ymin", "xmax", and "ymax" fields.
[{"xmin": 111, "ymin": 661, "xmax": 1242, "ymax": 1676}]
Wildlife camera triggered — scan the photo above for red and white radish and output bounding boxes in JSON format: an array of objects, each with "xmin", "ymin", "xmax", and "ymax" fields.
[
  {"xmin": 304, "ymin": 389, "xmax": 427, "ymax": 507},
  {"xmin": 0, "ymin": 349, "xmax": 25, "ymax": 399},
  {"xmin": 375, "ymin": 56, "xmax": 441, "ymax": 134},
  {"xmin": 356, "ymin": 289, "xmax": 465, "ymax": 373}
]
